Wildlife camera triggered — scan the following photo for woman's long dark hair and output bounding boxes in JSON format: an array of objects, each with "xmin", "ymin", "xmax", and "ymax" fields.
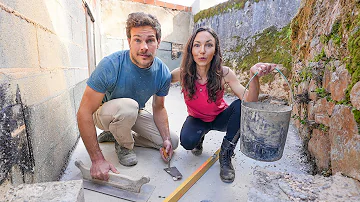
[{"xmin": 180, "ymin": 27, "xmax": 223, "ymax": 103}]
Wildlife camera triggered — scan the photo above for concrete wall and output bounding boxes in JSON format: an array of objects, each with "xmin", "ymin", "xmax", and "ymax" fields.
[
  {"xmin": 101, "ymin": 0, "xmax": 192, "ymax": 69},
  {"xmin": 0, "ymin": 0, "xmax": 101, "ymax": 185}
]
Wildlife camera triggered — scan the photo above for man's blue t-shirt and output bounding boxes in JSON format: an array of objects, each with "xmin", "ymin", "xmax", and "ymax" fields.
[{"xmin": 87, "ymin": 50, "xmax": 171, "ymax": 109}]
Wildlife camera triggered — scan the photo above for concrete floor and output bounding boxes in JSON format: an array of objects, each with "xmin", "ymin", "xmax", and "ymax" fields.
[{"xmin": 60, "ymin": 85, "xmax": 311, "ymax": 202}]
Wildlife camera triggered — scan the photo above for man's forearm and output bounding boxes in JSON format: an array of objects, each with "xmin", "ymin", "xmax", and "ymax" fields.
[
  {"xmin": 153, "ymin": 107, "xmax": 171, "ymax": 141},
  {"xmin": 77, "ymin": 112, "xmax": 105, "ymax": 162}
]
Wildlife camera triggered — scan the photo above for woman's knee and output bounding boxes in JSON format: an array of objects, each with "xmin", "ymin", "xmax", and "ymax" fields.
[{"xmin": 180, "ymin": 135, "xmax": 198, "ymax": 150}]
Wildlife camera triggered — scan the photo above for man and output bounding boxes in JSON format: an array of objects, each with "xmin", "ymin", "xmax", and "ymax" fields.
[{"xmin": 77, "ymin": 12, "xmax": 179, "ymax": 181}]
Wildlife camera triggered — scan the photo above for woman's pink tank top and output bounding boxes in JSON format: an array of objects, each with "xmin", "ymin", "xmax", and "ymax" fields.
[{"xmin": 184, "ymin": 81, "xmax": 228, "ymax": 122}]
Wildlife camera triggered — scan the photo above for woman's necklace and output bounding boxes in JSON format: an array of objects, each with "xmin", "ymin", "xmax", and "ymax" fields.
[{"xmin": 197, "ymin": 77, "xmax": 207, "ymax": 92}]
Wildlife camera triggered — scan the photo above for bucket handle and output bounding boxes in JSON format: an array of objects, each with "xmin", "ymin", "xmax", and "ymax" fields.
[{"xmin": 242, "ymin": 66, "xmax": 294, "ymax": 107}]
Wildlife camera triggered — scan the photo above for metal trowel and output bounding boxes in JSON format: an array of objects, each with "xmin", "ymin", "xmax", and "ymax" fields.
[
  {"xmin": 162, "ymin": 148, "xmax": 182, "ymax": 181},
  {"xmin": 74, "ymin": 160, "xmax": 155, "ymax": 202}
]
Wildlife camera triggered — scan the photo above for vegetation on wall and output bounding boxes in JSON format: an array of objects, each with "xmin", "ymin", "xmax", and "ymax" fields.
[
  {"xmin": 225, "ymin": 25, "xmax": 292, "ymax": 82},
  {"xmin": 194, "ymin": 0, "xmax": 264, "ymax": 23}
]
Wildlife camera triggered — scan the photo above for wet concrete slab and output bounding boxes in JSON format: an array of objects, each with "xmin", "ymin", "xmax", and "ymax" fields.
[{"xmin": 61, "ymin": 85, "xmax": 311, "ymax": 202}]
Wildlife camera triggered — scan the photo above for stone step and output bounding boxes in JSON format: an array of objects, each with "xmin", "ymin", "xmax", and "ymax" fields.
[{"xmin": 4, "ymin": 180, "xmax": 84, "ymax": 202}]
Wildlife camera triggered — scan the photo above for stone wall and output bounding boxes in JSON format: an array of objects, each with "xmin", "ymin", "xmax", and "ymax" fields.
[
  {"xmin": 0, "ymin": 0, "xmax": 102, "ymax": 187},
  {"xmin": 291, "ymin": 0, "xmax": 360, "ymax": 180}
]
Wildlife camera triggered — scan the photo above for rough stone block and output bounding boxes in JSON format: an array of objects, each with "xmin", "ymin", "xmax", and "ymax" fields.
[
  {"xmin": 315, "ymin": 113, "xmax": 330, "ymax": 126},
  {"xmin": 329, "ymin": 65, "xmax": 351, "ymax": 102},
  {"xmin": 308, "ymin": 79, "xmax": 318, "ymax": 101},
  {"xmin": 323, "ymin": 63, "xmax": 332, "ymax": 91},
  {"xmin": 0, "ymin": 9, "xmax": 39, "ymax": 68},
  {"xmin": 330, "ymin": 105, "xmax": 360, "ymax": 181},
  {"xmin": 308, "ymin": 129, "xmax": 330, "ymax": 172},
  {"xmin": 307, "ymin": 101, "xmax": 315, "ymax": 120},
  {"xmin": 314, "ymin": 98, "xmax": 335, "ymax": 116},
  {"xmin": 350, "ymin": 82, "xmax": 360, "ymax": 110},
  {"xmin": 4, "ymin": 180, "xmax": 84, "ymax": 202},
  {"xmin": 297, "ymin": 80, "xmax": 309, "ymax": 94}
]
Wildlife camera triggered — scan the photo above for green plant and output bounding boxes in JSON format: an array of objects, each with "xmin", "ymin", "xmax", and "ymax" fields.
[
  {"xmin": 321, "ymin": 168, "xmax": 332, "ymax": 177},
  {"xmin": 313, "ymin": 88, "xmax": 330, "ymax": 98},
  {"xmin": 299, "ymin": 66, "xmax": 313, "ymax": 81},
  {"xmin": 313, "ymin": 49, "xmax": 326, "ymax": 62},
  {"xmin": 292, "ymin": 114, "xmax": 307, "ymax": 125},
  {"xmin": 352, "ymin": 108, "xmax": 360, "ymax": 134},
  {"xmin": 318, "ymin": 124, "xmax": 329, "ymax": 132}
]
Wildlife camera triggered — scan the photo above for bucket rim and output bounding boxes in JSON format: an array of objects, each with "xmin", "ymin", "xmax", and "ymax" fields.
[{"xmin": 241, "ymin": 101, "xmax": 293, "ymax": 113}]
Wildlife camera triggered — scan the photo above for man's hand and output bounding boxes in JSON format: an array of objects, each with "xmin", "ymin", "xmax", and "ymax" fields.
[
  {"xmin": 160, "ymin": 139, "xmax": 173, "ymax": 162},
  {"xmin": 90, "ymin": 159, "xmax": 120, "ymax": 181}
]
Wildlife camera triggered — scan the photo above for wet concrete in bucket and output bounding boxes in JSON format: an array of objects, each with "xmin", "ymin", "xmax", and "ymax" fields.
[{"xmin": 61, "ymin": 85, "xmax": 359, "ymax": 202}]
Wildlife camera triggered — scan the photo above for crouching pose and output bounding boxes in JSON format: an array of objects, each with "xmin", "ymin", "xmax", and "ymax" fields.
[{"xmin": 171, "ymin": 27, "xmax": 275, "ymax": 182}]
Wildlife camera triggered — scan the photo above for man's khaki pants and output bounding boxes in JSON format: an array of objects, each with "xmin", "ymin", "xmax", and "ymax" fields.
[{"xmin": 93, "ymin": 98, "xmax": 179, "ymax": 150}]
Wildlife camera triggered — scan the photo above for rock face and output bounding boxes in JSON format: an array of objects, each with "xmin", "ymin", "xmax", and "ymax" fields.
[
  {"xmin": 291, "ymin": 0, "xmax": 360, "ymax": 180},
  {"xmin": 329, "ymin": 105, "xmax": 360, "ymax": 180},
  {"xmin": 351, "ymin": 82, "xmax": 360, "ymax": 110},
  {"xmin": 249, "ymin": 170, "xmax": 360, "ymax": 202}
]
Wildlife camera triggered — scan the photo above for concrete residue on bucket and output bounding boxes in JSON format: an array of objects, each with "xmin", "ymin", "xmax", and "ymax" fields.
[{"xmin": 240, "ymin": 102, "xmax": 292, "ymax": 162}]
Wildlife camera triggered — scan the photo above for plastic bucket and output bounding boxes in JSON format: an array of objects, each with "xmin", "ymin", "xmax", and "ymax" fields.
[{"xmin": 239, "ymin": 67, "xmax": 293, "ymax": 162}]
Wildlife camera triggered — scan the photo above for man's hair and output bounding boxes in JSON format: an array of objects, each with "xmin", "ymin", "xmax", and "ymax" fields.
[
  {"xmin": 180, "ymin": 27, "xmax": 223, "ymax": 103},
  {"xmin": 126, "ymin": 12, "xmax": 161, "ymax": 41}
]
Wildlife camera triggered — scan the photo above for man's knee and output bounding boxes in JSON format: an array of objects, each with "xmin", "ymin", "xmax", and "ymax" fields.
[
  {"xmin": 170, "ymin": 130, "xmax": 179, "ymax": 150},
  {"xmin": 106, "ymin": 98, "xmax": 139, "ymax": 119}
]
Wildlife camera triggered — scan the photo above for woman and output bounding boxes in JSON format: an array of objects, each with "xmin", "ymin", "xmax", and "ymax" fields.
[{"xmin": 171, "ymin": 27, "xmax": 276, "ymax": 183}]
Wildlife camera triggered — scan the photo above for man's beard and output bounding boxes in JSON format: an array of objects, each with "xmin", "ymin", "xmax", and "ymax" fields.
[{"xmin": 131, "ymin": 52, "xmax": 154, "ymax": 68}]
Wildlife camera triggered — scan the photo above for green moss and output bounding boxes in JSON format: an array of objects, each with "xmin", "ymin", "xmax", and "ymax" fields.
[
  {"xmin": 320, "ymin": 19, "xmax": 343, "ymax": 46},
  {"xmin": 194, "ymin": 0, "xmax": 266, "ymax": 23},
  {"xmin": 313, "ymin": 48, "xmax": 326, "ymax": 62},
  {"xmin": 320, "ymin": 34, "xmax": 329, "ymax": 44},
  {"xmin": 317, "ymin": 123, "xmax": 329, "ymax": 132},
  {"xmin": 226, "ymin": 25, "xmax": 292, "ymax": 80},
  {"xmin": 299, "ymin": 66, "xmax": 312, "ymax": 81},
  {"xmin": 314, "ymin": 88, "xmax": 330, "ymax": 99},
  {"xmin": 353, "ymin": 108, "xmax": 360, "ymax": 134},
  {"xmin": 345, "ymin": 10, "xmax": 360, "ymax": 129}
]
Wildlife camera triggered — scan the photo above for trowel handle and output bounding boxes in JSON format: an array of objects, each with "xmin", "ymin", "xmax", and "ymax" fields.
[
  {"xmin": 75, "ymin": 160, "xmax": 150, "ymax": 193},
  {"xmin": 242, "ymin": 66, "xmax": 294, "ymax": 107}
]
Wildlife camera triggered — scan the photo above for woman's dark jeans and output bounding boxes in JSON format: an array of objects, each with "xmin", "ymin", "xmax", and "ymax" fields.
[{"xmin": 180, "ymin": 99, "xmax": 241, "ymax": 150}]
